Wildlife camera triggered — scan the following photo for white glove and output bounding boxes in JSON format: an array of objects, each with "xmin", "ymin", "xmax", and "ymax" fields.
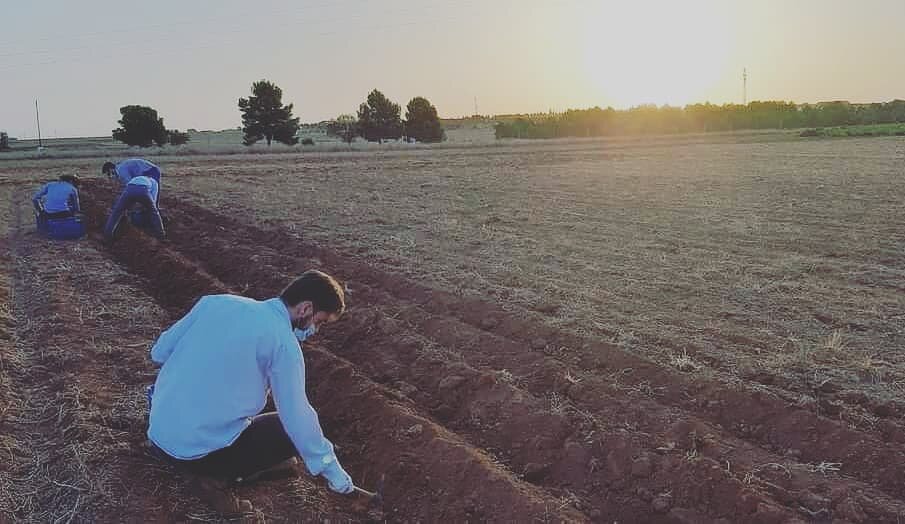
[{"xmin": 321, "ymin": 460, "xmax": 354, "ymax": 494}]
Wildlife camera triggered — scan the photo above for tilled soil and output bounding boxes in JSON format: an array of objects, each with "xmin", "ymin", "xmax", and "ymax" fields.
[
  {"xmin": 2, "ymin": 169, "xmax": 903, "ymax": 521},
  {"xmin": 8, "ymin": 179, "xmax": 888, "ymax": 522}
]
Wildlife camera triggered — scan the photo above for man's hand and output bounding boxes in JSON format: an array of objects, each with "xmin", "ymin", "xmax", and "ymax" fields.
[{"xmin": 321, "ymin": 460, "xmax": 354, "ymax": 494}]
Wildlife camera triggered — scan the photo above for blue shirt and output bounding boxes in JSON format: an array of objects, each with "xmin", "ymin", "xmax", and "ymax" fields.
[
  {"xmin": 33, "ymin": 181, "xmax": 79, "ymax": 213},
  {"xmin": 127, "ymin": 175, "xmax": 159, "ymax": 203},
  {"xmin": 147, "ymin": 295, "xmax": 341, "ymax": 476},
  {"xmin": 116, "ymin": 158, "xmax": 161, "ymax": 184}
]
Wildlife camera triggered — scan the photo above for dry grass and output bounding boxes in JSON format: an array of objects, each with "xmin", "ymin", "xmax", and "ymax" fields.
[
  {"xmin": 0, "ymin": 193, "xmax": 198, "ymax": 521},
  {"xmin": 669, "ymin": 350, "xmax": 700, "ymax": 373},
  {"xmin": 823, "ymin": 329, "xmax": 847, "ymax": 352},
  {"xmin": 147, "ymin": 137, "xmax": 905, "ymax": 422},
  {"xmin": 6, "ymin": 136, "xmax": 905, "ymax": 456}
]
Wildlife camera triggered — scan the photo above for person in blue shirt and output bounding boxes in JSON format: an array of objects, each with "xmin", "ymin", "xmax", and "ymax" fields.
[
  {"xmin": 103, "ymin": 172, "xmax": 165, "ymax": 241},
  {"xmin": 102, "ymin": 158, "xmax": 162, "ymax": 184},
  {"xmin": 32, "ymin": 174, "xmax": 81, "ymax": 219},
  {"xmin": 147, "ymin": 270, "xmax": 354, "ymax": 513}
]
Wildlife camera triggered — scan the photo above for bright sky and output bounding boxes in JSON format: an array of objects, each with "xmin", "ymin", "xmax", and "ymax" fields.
[{"xmin": 2, "ymin": 0, "xmax": 903, "ymax": 138}]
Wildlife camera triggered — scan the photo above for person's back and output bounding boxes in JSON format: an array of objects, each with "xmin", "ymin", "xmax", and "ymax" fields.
[
  {"xmin": 105, "ymin": 158, "xmax": 162, "ymax": 184},
  {"xmin": 148, "ymin": 294, "xmax": 299, "ymax": 459},
  {"xmin": 33, "ymin": 175, "xmax": 80, "ymax": 215},
  {"xmin": 35, "ymin": 181, "xmax": 78, "ymax": 213}
]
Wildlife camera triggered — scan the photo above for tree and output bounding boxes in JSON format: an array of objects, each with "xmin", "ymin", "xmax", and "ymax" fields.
[
  {"xmin": 357, "ymin": 89, "xmax": 402, "ymax": 143},
  {"xmin": 238, "ymin": 80, "xmax": 300, "ymax": 146},
  {"xmin": 405, "ymin": 97, "xmax": 445, "ymax": 143},
  {"xmin": 326, "ymin": 114, "xmax": 360, "ymax": 144},
  {"xmin": 168, "ymin": 129, "xmax": 190, "ymax": 146},
  {"xmin": 0, "ymin": 132, "xmax": 9, "ymax": 151},
  {"xmin": 112, "ymin": 105, "xmax": 168, "ymax": 147}
]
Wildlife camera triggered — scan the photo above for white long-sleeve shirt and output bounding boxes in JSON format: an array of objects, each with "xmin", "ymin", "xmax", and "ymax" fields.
[{"xmin": 147, "ymin": 294, "xmax": 339, "ymax": 475}]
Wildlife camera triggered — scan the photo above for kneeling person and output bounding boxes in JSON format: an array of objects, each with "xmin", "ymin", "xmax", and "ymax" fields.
[
  {"xmin": 147, "ymin": 270, "xmax": 354, "ymax": 497},
  {"xmin": 33, "ymin": 174, "xmax": 81, "ymax": 220}
]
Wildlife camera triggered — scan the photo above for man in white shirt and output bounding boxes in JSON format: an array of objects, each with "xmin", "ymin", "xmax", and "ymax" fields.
[{"xmin": 147, "ymin": 270, "xmax": 354, "ymax": 512}]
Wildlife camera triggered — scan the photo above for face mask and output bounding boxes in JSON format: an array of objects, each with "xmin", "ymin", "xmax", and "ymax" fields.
[{"xmin": 294, "ymin": 323, "xmax": 317, "ymax": 342}]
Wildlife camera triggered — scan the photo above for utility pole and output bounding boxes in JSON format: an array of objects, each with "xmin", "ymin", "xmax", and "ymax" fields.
[
  {"xmin": 743, "ymin": 68, "xmax": 748, "ymax": 106},
  {"xmin": 35, "ymin": 99, "xmax": 43, "ymax": 147},
  {"xmin": 474, "ymin": 96, "xmax": 478, "ymax": 117}
]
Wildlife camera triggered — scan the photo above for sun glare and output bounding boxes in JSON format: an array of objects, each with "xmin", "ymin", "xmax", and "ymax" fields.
[{"xmin": 582, "ymin": 1, "xmax": 735, "ymax": 108}]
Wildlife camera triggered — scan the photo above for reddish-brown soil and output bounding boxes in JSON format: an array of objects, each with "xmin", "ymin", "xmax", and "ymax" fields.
[
  {"xmin": 3, "ymin": 138, "xmax": 904, "ymax": 523},
  {"xmin": 16, "ymin": 178, "xmax": 889, "ymax": 523}
]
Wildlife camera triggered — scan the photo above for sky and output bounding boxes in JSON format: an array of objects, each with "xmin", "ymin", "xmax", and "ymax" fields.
[{"xmin": 2, "ymin": 0, "xmax": 904, "ymax": 138}]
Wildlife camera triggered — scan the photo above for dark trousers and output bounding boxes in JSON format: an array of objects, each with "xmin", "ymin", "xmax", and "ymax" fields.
[
  {"xmin": 35, "ymin": 210, "xmax": 76, "ymax": 232},
  {"xmin": 42, "ymin": 210, "xmax": 75, "ymax": 220},
  {"xmin": 104, "ymin": 185, "xmax": 165, "ymax": 239},
  {"xmin": 171, "ymin": 413, "xmax": 298, "ymax": 480}
]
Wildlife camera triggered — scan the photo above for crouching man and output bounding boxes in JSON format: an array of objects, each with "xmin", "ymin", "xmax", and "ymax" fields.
[
  {"xmin": 103, "ymin": 172, "xmax": 165, "ymax": 241},
  {"xmin": 147, "ymin": 270, "xmax": 354, "ymax": 514},
  {"xmin": 102, "ymin": 158, "xmax": 162, "ymax": 183},
  {"xmin": 33, "ymin": 174, "xmax": 81, "ymax": 220}
]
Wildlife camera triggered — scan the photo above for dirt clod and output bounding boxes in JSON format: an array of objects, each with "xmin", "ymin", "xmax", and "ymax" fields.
[
  {"xmin": 630, "ymin": 456, "xmax": 653, "ymax": 478},
  {"xmin": 438, "ymin": 374, "xmax": 468, "ymax": 392},
  {"xmin": 522, "ymin": 463, "xmax": 550, "ymax": 483},
  {"xmin": 480, "ymin": 317, "xmax": 498, "ymax": 329},
  {"xmin": 668, "ymin": 507, "xmax": 706, "ymax": 523},
  {"xmin": 817, "ymin": 380, "xmax": 841, "ymax": 394},
  {"xmin": 836, "ymin": 497, "xmax": 867, "ymax": 523},
  {"xmin": 798, "ymin": 491, "xmax": 830, "ymax": 512},
  {"xmin": 871, "ymin": 401, "xmax": 897, "ymax": 418},
  {"xmin": 530, "ymin": 338, "xmax": 548, "ymax": 350},
  {"xmin": 651, "ymin": 495, "xmax": 672, "ymax": 513}
]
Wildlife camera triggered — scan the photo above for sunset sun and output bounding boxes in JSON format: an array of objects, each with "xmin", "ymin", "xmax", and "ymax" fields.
[{"xmin": 582, "ymin": 1, "xmax": 735, "ymax": 107}]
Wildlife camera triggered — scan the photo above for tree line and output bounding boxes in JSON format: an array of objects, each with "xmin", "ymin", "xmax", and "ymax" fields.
[
  {"xmin": 8, "ymin": 92, "xmax": 903, "ymax": 149},
  {"xmin": 493, "ymin": 100, "xmax": 905, "ymax": 139},
  {"xmin": 239, "ymin": 81, "xmax": 444, "ymax": 146},
  {"xmin": 107, "ymin": 79, "xmax": 444, "ymax": 148}
]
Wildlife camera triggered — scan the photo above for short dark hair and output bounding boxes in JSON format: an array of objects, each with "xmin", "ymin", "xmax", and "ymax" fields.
[
  {"xmin": 59, "ymin": 174, "xmax": 80, "ymax": 187},
  {"xmin": 280, "ymin": 270, "xmax": 345, "ymax": 315},
  {"xmin": 102, "ymin": 161, "xmax": 116, "ymax": 175}
]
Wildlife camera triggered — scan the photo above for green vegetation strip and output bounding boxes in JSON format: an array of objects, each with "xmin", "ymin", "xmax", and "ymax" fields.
[{"xmin": 799, "ymin": 123, "xmax": 905, "ymax": 137}]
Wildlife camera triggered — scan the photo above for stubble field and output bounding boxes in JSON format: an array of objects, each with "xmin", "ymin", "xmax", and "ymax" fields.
[{"xmin": 2, "ymin": 135, "xmax": 904, "ymax": 522}]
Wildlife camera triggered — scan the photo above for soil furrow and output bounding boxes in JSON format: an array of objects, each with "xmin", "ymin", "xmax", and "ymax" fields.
[
  {"xmin": 79, "ymin": 185, "xmax": 586, "ymax": 522},
  {"xmin": 79, "ymin": 179, "xmax": 904, "ymax": 516}
]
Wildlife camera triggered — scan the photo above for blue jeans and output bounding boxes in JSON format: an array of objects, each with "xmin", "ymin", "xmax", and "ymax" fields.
[{"xmin": 104, "ymin": 184, "xmax": 165, "ymax": 240}]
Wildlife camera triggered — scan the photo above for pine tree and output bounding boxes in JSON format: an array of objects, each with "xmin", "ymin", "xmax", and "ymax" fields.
[
  {"xmin": 238, "ymin": 80, "xmax": 300, "ymax": 146},
  {"xmin": 357, "ymin": 89, "xmax": 402, "ymax": 144}
]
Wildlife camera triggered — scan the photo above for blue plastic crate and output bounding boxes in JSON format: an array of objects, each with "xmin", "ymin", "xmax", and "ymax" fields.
[{"xmin": 38, "ymin": 215, "xmax": 86, "ymax": 240}]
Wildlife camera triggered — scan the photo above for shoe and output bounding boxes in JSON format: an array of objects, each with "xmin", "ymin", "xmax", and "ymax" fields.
[
  {"xmin": 189, "ymin": 476, "xmax": 254, "ymax": 516},
  {"xmin": 233, "ymin": 457, "xmax": 300, "ymax": 485}
]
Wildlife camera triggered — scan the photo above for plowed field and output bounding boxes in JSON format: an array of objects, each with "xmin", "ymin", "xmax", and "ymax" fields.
[{"xmin": 2, "ymin": 136, "xmax": 904, "ymax": 522}]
